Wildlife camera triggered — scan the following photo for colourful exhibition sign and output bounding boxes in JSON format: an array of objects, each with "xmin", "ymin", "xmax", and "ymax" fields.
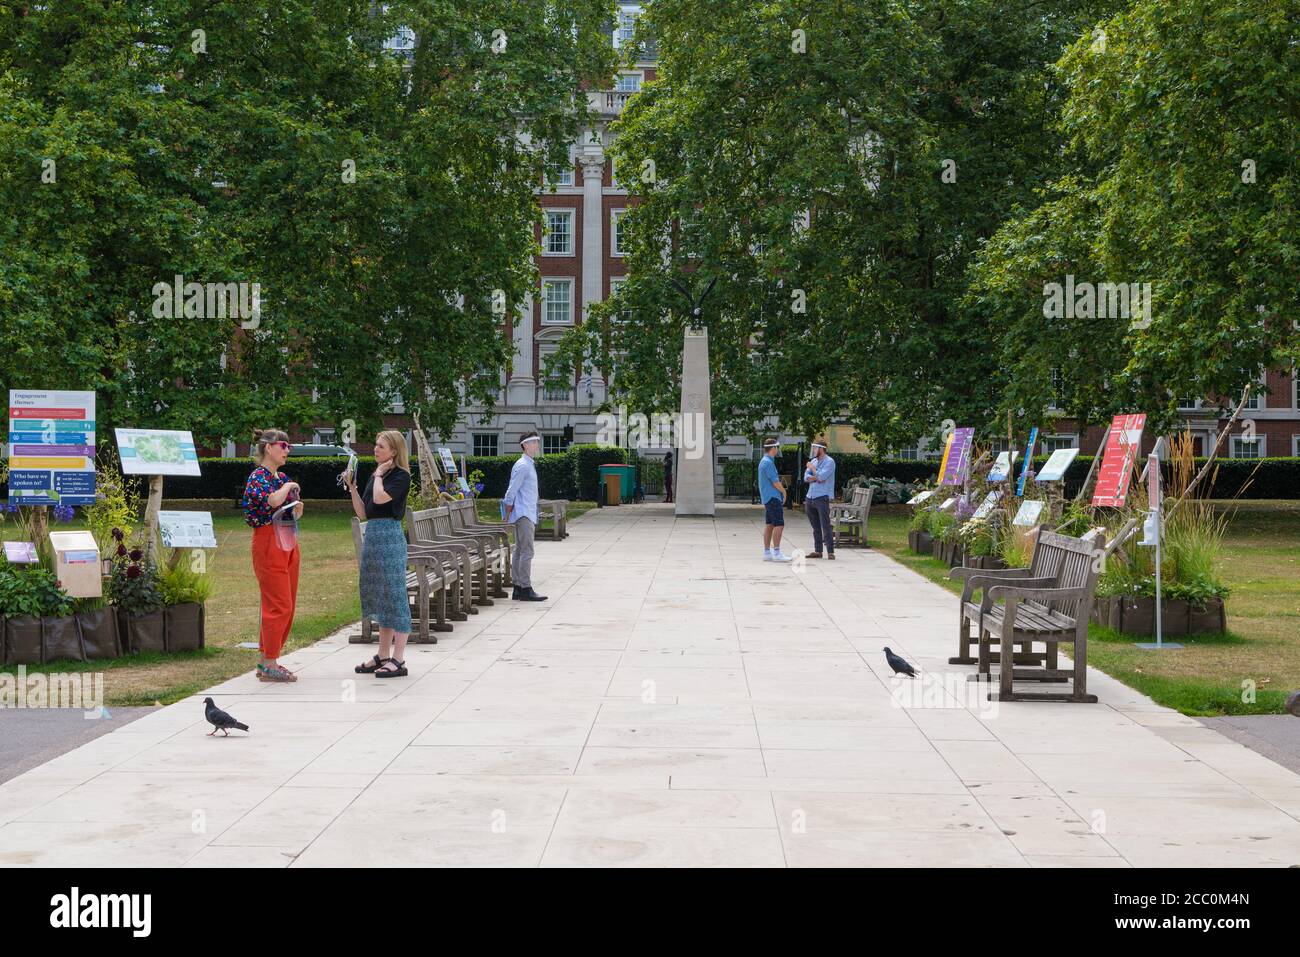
[
  {"xmin": 1092, "ymin": 414, "xmax": 1147, "ymax": 507},
  {"xmin": 1016, "ymin": 427, "xmax": 1038, "ymax": 497},
  {"xmin": 6, "ymin": 390, "xmax": 97, "ymax": 506},
  {"xmin": 938, "ymin": 427, "xmax": 974, "ymax": 486}
]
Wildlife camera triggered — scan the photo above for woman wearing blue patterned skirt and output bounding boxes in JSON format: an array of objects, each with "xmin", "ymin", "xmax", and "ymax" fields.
[{"xmin": 345, "ymin": 430, "xmax": 413, "ymax": 678}]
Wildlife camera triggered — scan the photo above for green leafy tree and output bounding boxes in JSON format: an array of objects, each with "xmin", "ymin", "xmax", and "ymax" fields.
[
  {"xmin": 967, "ymin": 0, "xmax": 1300, "ymax": 432},
  {"xmin": 551, "ymin": 0, "xmax": 1120, "ymax": 450},
  {"xmin": 1, "ymin": 0, "xmax": 617, "ymax": 442}
]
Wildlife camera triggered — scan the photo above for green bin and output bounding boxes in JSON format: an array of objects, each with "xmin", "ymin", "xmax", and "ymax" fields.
[{"xmin": 598, "ymin": 464, "xmax": 635, "ymax": 502}]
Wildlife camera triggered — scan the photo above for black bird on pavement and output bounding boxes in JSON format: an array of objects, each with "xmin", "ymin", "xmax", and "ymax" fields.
[
  {"xmin": 203, "ymin": 697, "xmax": 249, "ymax": 736},
  {"xmin": 883, "ymin": 647, "xmax": 918, "ymax": 678}
]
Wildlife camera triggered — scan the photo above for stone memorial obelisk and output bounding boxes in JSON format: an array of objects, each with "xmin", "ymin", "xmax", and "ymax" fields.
[{"xmin": 675, "ymin": 326, "xmax": 716, "ymax": 517}]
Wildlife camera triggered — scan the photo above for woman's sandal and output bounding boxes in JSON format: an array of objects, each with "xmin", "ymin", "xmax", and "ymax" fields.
[
  {"xmin": 374, "ymin": 658, "xmax": 408, "ymax": 678},
  {"xmin": 256, "ymin": 663, "xmax": 297, "ymax": 682},
  {"xmin": 355, "ymin": 655, "xmax": 390, "ymax": 674}
]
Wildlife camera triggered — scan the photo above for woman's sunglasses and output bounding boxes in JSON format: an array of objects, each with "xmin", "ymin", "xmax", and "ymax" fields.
[{"xmin": 270, "ymin": 441, "xmax": 291, "ymax": 451}]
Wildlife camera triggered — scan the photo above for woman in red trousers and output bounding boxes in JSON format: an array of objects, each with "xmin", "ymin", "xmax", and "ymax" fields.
[{"xmin": 242, "ymin": 429, "xmax": 303, "ymax": 682}]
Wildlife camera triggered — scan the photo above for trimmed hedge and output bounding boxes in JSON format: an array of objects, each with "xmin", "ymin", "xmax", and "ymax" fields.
[
  {"xmin": 158, "ymin": 447, "xmax": 631, "ymax": 502},
  {"xmin": 153, "ymin": 451, "xmax": 1300, "ymax": 501}
]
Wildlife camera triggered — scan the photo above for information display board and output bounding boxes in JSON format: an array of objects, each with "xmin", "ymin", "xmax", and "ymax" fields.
[
  {"xmin": 7, "ymin": 390, "xmax": 97, "ymax": 505},
  {"xmin": 1092, "ymin": 414, "xmax": 1147, "ymax": 507},
  {"xmin": 988, "ymin": 451, "xmax": 1018, "ymax": 483},
  {"xmin": 158, "ymin": 511, "xmax": 218, "ymax": 549},
  {"xmin": 1013, "ymin": 500, "xmax": 1046, "ymax": 527},
  {"xmin": 938, "ymin": 428, "xmax": 975, "ymax": 486},
  {"xmin": 116, "ymin": 429, "xmax": 201, "ymax": 476},
  {"xmin": 1036, "ymin": 447, "xmax": 1080, "ymax": 483}
]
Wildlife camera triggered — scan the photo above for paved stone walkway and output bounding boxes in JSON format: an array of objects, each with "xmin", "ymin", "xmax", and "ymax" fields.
[{"xmin": 2, "ymin": 504, "xmax": 1298, "ymax": 867}]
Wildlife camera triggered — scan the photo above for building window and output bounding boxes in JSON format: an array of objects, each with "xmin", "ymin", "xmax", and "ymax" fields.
[
  {"xmin": 545, "ymin": 160, "xmax": 574, "ymax": 187},
  {"xmin": 1244, "ymin": 391, "xmax": 1263, "ymax": 411},
  {"xmin": 892, "ymin": 446, "xmax": 920, "ymax": 461},
  {"xmin": 614, "ymin": 5, "xmax": 641, "ymax": 48},
  {"xmin": 542, "ymin": 279, "xmax": 573, "ymax": 325},
  {"xmin": 312, "ymin": 429, "xmax": 336, "ymax": 445},
  {"xmin": 544, "ymin": 210, "xmax": 574, "ymax": 255},
  {"xmin": 1292, "ymin": 435, "xmax": 1300, "ymax": 456},
  {"xmin": 543, "ymin": 433, "xmax": 569, "ymax": 455},
  {"xmin": 1229, "ymin": 435, "xmax": 1264, "ymax": 459},
  {"xmin": 1176, "ymin": 397, "xmax": 1201, "ymax": 411},
  {"xmin": 611, "ymin": 209, "xmax": 627, "ymax": 256},
  {"xmin": 1047, "ymin": 368, "xmax": 1062, "ymax": 411},
  {"xmin": 615, "ymin": 73, "xmax": 642, "ymax": 93},
  {"xmin": 472, "ymin": 433, "xmax": 499, "ymax": 457},
  {"xmin": 1042, "ymin": 434, "xmax": 1078, "ymax": 452}
]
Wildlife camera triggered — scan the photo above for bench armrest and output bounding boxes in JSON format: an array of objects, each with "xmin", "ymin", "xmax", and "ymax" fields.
[
  {"xmin": 988, "ymin": 584, "xmax": 1088, "ymax": 603},
  {"xmin": 950, "ymin": 565, "xmax": 1035, "ymax": 601}
]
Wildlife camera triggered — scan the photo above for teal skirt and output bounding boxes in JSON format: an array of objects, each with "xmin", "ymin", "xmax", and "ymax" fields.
[{"xmin": 359, "ymin": 518, "xmax": 412, "ymax": 632}]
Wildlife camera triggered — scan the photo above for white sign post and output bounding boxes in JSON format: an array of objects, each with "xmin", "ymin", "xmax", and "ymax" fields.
[{"xmin": 1135, "ymin": 444, "xmax": 1181, "ymax": 650}]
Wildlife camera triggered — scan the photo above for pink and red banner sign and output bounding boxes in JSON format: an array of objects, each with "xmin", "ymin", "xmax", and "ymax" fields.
[{"xmin": 1092, "ymin": 414, "xmax": 1147, "ymax": 507}]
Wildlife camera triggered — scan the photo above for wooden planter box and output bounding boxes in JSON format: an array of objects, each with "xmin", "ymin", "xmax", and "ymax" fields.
[
  {"xmin": 1098, "ymin": 595, "xmax": 1227, "ymax": 637},
  {"xmin": 963, "ymin": 553, "xmax": 1006, "ymax": 570},
  {"xmin": 164, "ymin": 603, "xmax": 206, "ymax": 652},
  {"xmin": 1, "ymin": 608, "xmax": 124, "ymax": 665},
  {"xmin": 119, "ymin": 604, "xmax": 206, "ymax": 655},
  {"xmin": 908, "ymin": 529, "xmax": 935, "ymax": 553}
]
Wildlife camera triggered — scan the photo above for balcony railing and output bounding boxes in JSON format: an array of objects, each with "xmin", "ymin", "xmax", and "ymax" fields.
[{"xmin": 588, "ymin": 90, "xmax": 637, "ymax": 114}]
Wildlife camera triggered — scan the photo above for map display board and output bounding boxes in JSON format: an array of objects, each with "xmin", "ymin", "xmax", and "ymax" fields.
[
  {"xmin": 7, "ymin": 390, "xmax": 97, "ymax": 505},
  {"xmin": 116, "ymin": 429, "xmax": 201, "ymax": 476}
]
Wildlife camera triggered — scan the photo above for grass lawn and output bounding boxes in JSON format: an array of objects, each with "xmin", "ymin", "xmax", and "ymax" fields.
[
  {"xmin": 2, "ymin": 498, "xmax": 594, "ymax": 706},
  {"xmin": 868, "ymin": 501, "xmax": 1300, "ymax": 716}
]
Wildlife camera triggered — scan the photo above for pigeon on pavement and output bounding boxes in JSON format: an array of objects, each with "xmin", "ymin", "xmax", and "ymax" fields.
[
  {"xmin": 883, "ymin": 647, "xmax": 918, "ymax": 678},
  {"xmin": 203, "ymin": 697, "xmax": 249, "ymax": 736}
]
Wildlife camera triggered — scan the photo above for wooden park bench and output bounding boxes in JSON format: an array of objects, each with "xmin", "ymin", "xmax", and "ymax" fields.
[
  {"xmin": 407, "ymin": 506, "xmax": 507, "ymax": 606},
  {"xmin": 537, "ymin": 499, "xmax": 569, "ymax": 540},
  {"xmin": 832, "ymin": 487, "xmax": 873, "ymax": 548},
  {"xmin": 350, "ymin": 518, "xmax": 461, "ymax": 644},
  {"xmin": 948, "ymin": 528, "xmax": 1102, "ymax": 702},
  {"xmin": 447, "ymin": 500, "xmax": 512, "ymax": 587}
]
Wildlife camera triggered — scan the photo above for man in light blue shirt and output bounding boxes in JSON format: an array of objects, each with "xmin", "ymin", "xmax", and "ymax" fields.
[
  {"xmin": 758, "ymin": 437, "xmax": 792, "ymax": 562},
  {"xmin": 503, "ymin": 431, "xmax": 546, "ymax": 601},
  {"xmin": 803, "ymin": 440, "xmax": 836, "ymax": 559}
]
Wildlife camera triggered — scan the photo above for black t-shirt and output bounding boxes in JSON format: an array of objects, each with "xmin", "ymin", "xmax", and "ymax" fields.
[{"xmin": 361, "ymin": 467, "xmax": 410, "ymax": 519}]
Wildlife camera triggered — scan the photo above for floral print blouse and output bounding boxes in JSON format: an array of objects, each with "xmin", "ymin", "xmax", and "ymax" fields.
[{"xmin": 242, "ymin": 466, "xmax": 292, "ymax": 528}]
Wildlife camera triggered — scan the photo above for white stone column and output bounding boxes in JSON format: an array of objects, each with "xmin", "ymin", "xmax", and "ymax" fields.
[
  {"xmin": 507, "ymin": 293, "xmax": 535, "ymax": 405},
  {"xmin": 579, "ymin": 151, "xmax": 605, "ymax": 324},
  {"xmin": 579, "ymin": 151, "xmax": 606, "ymax": 406},
  {"xmin": 675, "ymin": 327, "xmax": 716, "ymax": 517}
]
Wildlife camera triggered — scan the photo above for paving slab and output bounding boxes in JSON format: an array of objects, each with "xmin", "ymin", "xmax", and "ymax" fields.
[{"xmin": 1, "ymin": 503, "xmax": 1298, "ymax": 866}]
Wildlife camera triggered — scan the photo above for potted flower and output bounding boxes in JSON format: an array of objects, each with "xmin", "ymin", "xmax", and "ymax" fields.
[
  {"xmin": 158, "ymin": 557, "xmax": 211, "ymax": 652},
  {"xmin": 108, "ymin": 530, "xmax": 166, "ymax": 654},
  {"xmin": 0, "ymin": 563, "xmax": 75, "ymax": 664},
  {"xmin": 960, "ymin": 516, "xmax": 1005, "ymax": 570}
]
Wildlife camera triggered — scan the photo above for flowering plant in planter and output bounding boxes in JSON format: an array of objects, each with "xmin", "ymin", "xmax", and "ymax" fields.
[
  {"xmin": 958, "ymin": 515, "xmax": 997, "ymax": 557},
  {"xmin": 107, "ymin": 530, "xmax": 163, "ymax": 615}
]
